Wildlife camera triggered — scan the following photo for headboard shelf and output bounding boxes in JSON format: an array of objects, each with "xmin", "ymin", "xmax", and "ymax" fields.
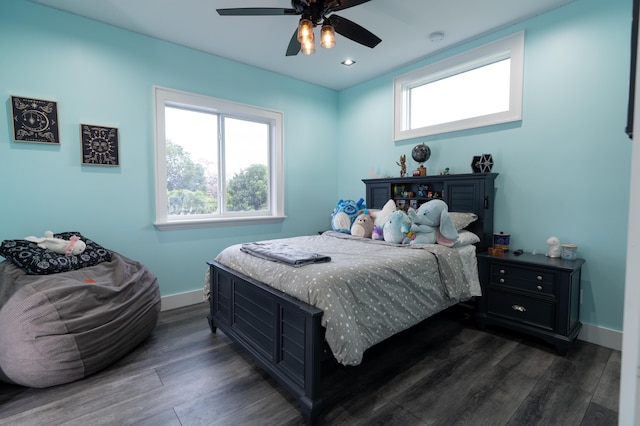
[{"xmin": 363, "ymin": 172, "xmax": 498, "ymax": 250}]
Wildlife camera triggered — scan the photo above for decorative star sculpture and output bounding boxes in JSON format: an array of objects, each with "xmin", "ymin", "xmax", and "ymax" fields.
[{"xmin": 479, "ymin": 154, "xmax": 494, "ymax": 173}]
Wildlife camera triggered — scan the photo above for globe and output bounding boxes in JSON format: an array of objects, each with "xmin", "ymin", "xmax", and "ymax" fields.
[{"xmin": 411, "ymin": 143, "xmax": 431, "ymax": 164}]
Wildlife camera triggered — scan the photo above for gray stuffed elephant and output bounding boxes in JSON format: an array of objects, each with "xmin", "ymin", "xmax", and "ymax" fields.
[{"xmin": 407, "ymin": 199, "xmax": 458, "ymax": 246}]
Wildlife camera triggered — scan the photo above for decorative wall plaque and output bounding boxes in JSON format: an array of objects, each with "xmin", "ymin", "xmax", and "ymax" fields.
[
  {"xmin": 11, "ymin": 96, "xmax": 60, "ymax": 144},
  {"xmin": 471, "ymin": 154, "xmax": 494, "ymax": 173},
  {"xmin": 80, "ymin": 124, "xmax": 119, "ymax": 166}
]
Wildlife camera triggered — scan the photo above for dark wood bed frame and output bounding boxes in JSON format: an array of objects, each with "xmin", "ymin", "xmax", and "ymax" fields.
[{"xmin": 207, "ymin": 173, "xmax": 498, "ymax": 425}]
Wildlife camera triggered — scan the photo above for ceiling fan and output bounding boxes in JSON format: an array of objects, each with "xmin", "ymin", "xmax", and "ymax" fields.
[{"xmin": 217, "ymin": 0, "xmax": 382, "ymax": 56}]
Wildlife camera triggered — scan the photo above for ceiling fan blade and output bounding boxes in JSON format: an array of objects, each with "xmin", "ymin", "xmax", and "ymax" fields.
[
  {"xmin": 330, "ymin": 14, "xmax": 381, "ymax": 48},
  {"xmin": 286, "ymin": 29, "xmax": 301, "ymax": 56},
  {"xmin": 330, "ymin": 0, "xmax": 371, "ymax": 12},
  {"xmin": 217, "ymin": 8, "xmax": 297, "ymax": 16}
]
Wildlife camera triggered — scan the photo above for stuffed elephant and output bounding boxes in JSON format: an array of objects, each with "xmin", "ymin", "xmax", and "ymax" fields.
[{"xmin": 407, "ymin": 199, "xmax": 458, "ymax": 246}]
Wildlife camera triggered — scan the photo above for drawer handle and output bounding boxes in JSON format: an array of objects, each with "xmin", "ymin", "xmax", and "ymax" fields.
[
  {"xmin": 499, "ymin": 269, "xmax": 506, "ymax": 274},
  {"xmin": 512, "ymin": 304, "xmax": 527, "ymax": 312},
  {"xmin": 537, "ymin": 275, "xmax": 543, "ymax": 281},
  {"xmin": 537, "ymin": 285, "xmax": 543, "ymax": 291},
  {"xmin": 499, "ymin": 278, "xmax": 505, "ymax": 284}
]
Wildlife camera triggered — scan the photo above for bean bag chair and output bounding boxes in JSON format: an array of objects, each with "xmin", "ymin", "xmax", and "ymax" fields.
[{"xmin": 0, "ymin": 240, "xmax": 160, "ymax": 388}]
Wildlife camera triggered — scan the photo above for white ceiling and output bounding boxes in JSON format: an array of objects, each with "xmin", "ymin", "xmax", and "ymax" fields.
[{"xmin": 27, "ymin": 0, "xmax": 574, "ymax": 91}]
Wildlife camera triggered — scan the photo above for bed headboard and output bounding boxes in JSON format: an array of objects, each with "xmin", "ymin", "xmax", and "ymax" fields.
[{"xmin": 362, "ymin": 172, "xmax": 498, "ymax": 252}]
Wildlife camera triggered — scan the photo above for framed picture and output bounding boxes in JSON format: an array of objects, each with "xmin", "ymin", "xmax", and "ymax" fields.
[
  {"xmin": 80, "ymin": 124, "xmax": 119, "ymax": 166},
  {"xmin": 11, "ymin": 96, "xmax": 60, "ymax": 144}
]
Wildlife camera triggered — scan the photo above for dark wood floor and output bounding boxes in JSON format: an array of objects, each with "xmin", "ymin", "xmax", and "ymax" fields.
[{"xmin": 0, "ymin": 302, "xmax": 619, "ymax": 425}]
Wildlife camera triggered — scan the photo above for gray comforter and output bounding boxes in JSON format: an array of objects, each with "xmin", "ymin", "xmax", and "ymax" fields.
[
  {"xmin": 0, "ymin": 252, "xmax": 160, "ymax": 388},
  {"xmin": 213, "ymin": 231, "xmax": 475, "ymax": 366}
]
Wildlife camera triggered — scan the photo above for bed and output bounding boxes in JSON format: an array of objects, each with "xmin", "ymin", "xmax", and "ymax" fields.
[
  {"xmin": 206, "ymin": 173, "xmax": 497, "ymax": 425},
  {"xmin": 0, "ymin": 232, "xmax": 161, "ymax": 388}
]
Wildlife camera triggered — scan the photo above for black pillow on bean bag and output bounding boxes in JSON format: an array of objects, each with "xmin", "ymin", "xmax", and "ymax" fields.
[{"xmin": 0, "ymin": 232, "xmax": 111, "ymax": 275}]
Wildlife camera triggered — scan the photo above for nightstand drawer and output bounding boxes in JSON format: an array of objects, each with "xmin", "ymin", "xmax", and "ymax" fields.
[
  {"xmin": 477, "ymin": 252, "xmax": 584, "ymax": 354},
  {"xmin": 488, "ymin": 290, "xmax": 555, "ymax": 330},
  {"xmin": 490, "ymin": 264, "xmax": 555, "ymax": 296}
]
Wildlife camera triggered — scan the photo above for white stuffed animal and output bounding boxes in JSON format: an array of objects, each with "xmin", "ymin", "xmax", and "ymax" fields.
[
  {"xmin": 546, "ymin": 236, "xmax": 561, "ymax": 258},
  {"xmin": 25, "ymin": 231, "xmax": 87, "ymax": 256}
]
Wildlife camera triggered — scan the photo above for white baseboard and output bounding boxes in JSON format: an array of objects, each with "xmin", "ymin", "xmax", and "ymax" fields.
[
  {"xmin": 160, "ymin": 291, "xmax": 624, "ymax": 352},
  {"xmin": 579, "ymin": 322, "xmax": 622, "ymax": 352},
  {"xmin": 161, "ymin": 289, "xmax": 206, "ymax": 311}
]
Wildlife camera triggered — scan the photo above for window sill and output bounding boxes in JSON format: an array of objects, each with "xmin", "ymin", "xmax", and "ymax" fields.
[{"xmin": 154, "ymin": 215, "xmax": 287, "ymax": 230}]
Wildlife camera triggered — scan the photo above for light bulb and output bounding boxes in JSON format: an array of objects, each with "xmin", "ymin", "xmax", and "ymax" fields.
[
  {"xmin": 320, "ymin": 23, "xmax": 336, "ymax": 49},
  {"xmin": 297, "ymin": 19, "xmax": 314, "ymax": 44},
  {"xmin": 301, "ymin": 39, "xmax": 316, "ymax": 55}
]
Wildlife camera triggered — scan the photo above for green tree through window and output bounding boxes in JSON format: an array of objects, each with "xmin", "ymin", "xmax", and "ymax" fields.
[
  {"xmin": 226, "ymin": 164, "xmax": 268, "ymax": 211},
  {"xmin": 154, "ymin": 87, "xmax": 284, "ymax": 229},
  {"xmin": 166, "ymin": 140, "xmax": 217, "ymax": 214}
]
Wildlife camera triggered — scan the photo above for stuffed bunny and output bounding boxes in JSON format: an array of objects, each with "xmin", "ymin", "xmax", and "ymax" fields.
[
  {"xmin": 25, "ymin": 231, "xmax": 87, "ymax": 256},
  {"xmin": 546, "ymin": 236, "xmax": 561, "ymax": 258}
]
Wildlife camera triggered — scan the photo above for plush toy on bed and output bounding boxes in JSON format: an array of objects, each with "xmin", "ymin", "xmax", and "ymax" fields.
[
  {"xmin": 350, "ymin": 210, "xmax": 374, "ymax": 238},
  {"xmin": 372, "ymin": 199, "xmax": 397, "ymax": 229},
  {"xmin": 331, "ymin": 198, "xmax": 365, "ymax": 234},
  {"xmin": 371, "ymin": 225, "xmax": 383, "ymax": 240},
  {"xmin": 407, "ymin": 199, "xmax": 458, "ymax": 246},
  {"xmin": 382, "ymin": 210, "xmax": 413, "ymax": 244},
  {"xmin": 25, "ymin": 231, "xmax": 87, "ymax": 256}
]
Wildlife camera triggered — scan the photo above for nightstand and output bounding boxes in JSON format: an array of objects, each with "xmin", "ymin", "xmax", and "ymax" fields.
[{"xmin": 475, "ymin": 252, "xmax": 584, "ymax": 355}]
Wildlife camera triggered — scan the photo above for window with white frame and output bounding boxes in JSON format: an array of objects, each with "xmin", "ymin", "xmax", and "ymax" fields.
[
  {"xmin": 394, "ymin": 31, "xmax": 524, "ymax": 140},
  {"xmin": 154, "ymin": 87, "xmax": 284, "ymax": 230}
]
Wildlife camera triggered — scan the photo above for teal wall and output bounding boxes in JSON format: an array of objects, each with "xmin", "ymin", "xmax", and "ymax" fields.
[
  {"xmin": 0, "ymin": 0, "xmax": 632, "ymax": 331},
  {"xmin": 0, "ymin": 1, "xmax": 339, "ymax": 298},
  {"xmin": 338, "ymin": 0, "xmax": 632, "ymax": 331}
]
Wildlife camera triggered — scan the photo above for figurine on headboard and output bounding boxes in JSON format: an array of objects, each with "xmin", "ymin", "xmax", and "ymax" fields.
[
  {"xmin": 546, "ymin": 236, "xmax": 561, "ymax": 258},
  {"xmin": 396, "ymin": 155, "xmax": 406, "ymax": 177}
]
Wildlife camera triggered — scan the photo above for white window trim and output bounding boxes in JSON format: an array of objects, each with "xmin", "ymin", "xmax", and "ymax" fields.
[
  {"xmin": 393, "ymin": 31, "xmax": 524, "ymax": 141},
  {"xmin": 153, "ymin": 86, "xmax": 285, "ymax": 230}
]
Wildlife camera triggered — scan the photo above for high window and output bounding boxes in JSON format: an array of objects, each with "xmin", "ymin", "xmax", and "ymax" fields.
[
  {"xmin": 394, "ymin": 32, "xmax": 524, "ymax": 140},
  {"xmin": 154, "ymin": 87, "xmax": 284, "ymax": 230}
]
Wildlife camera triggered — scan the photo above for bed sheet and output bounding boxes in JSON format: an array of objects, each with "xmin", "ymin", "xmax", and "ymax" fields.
[{"xmin": 211, "ymin": 231, "xmax": 479, "ymax": 366}]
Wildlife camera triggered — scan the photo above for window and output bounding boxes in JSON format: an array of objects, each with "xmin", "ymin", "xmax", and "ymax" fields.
[
  {"xmin": 394, "ymin": 31, "xmax": 524, "ymax": 140},
  {"xmin": 154, "ymin": 87, "xmax": 284, "ymax": 230}
]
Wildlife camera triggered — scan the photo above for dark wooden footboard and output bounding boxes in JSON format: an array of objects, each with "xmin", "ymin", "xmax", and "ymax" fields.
[{"xmin": 207, "ymin": 261, "xmax": 325, "ymax": 425}]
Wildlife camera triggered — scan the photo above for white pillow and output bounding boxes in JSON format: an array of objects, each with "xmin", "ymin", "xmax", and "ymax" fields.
[
  {"xmin": 372, "ymin": 199, "xmax": 397, "ymax": 228},
  {"xmin": 453, "ymin": 230, "xmax": 481, "ymax": 247}
]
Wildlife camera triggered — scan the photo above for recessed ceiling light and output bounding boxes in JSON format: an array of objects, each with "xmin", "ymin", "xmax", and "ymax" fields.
[{"xmin": 341, "ymin": 59, "xmax": 356, "ymax": 66}]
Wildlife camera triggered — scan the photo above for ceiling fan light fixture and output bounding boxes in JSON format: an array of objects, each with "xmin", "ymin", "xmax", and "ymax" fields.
[
  {"xmin": 297, "ymin": 18, "xmax": 314, "ymax": 44},
  {"xmin": 301, "ymin": 39, "xmax": 316, "ymax": 55},
  {"xmin": 218, "ymin": 2, "xmax": 381, "ymax": 58},
  {"xmin": 320, "ymin": 22, "xmax": 336, "ymax": 49}
]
